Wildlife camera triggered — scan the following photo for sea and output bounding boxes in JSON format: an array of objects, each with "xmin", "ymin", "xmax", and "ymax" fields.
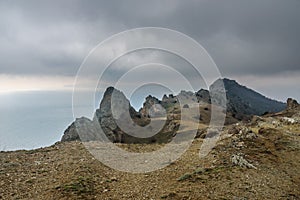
[{"xmin": 0, "ymin": 91, "xmax": 77, "ymax": 151}]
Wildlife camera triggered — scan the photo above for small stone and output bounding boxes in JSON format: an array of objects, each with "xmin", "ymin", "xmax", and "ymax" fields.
[{"xmin": 111, "ymin": 177, "xmax": 118, "ymax": 182}]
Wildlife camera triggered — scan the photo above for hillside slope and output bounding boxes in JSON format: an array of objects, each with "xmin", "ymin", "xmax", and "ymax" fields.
[
  {"xmin": 210, "ymin": 78, "xmax": 286, "ymax": 119},
  {"xmin": 1, "ymin": 99, "xmax": 299, "ymax": 199}
]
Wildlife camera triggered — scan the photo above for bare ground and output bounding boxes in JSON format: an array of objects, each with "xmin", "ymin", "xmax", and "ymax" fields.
[{"xmin": 1, "ymin": 120, "xmax": 300, "ymax": 200}]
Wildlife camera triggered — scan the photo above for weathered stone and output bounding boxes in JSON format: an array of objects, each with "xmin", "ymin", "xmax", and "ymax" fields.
[
  {"xmin": 231, "ymin": 154, "xmax": 257, "ymax": 169},
  {"xmin": 287, "ymin": 98, "xmax": 299, "ymax": 110},
  {"xmin": 61, "ymin": 117, "xmax": 102, "ymax": 142}
]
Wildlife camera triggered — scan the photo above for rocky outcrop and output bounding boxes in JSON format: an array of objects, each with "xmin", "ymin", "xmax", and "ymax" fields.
[
  {"xmin": 161, "ymin": 94, "xmax": 178, "ymax": 109},
  {"xmin": 61, "ymin": 118, "xmax": 83, "ymax": 142},
  {"xmin": 93, "ymin": 87, "xmax": 175, "ymax": 143},
  {"xmin": 287, "ymin": 98, "xmax": 299, "ymax": 110},
  {"xmin": 139, "ymin": 95, "xmax": 165, "ymax": 118},
  {"xmin": 94, "ymin": 87, "xmax": 137, "ymax": 143},
  {"xmin": 62, "ymin": 87, "xmax": 144, "ymax": 143},
  {"xmin": 61, "ymin": 117, "xmax": 101, "ymax": 142},
  {"xmin": 196, "ymin": 89, "xmax": 211, "ymax": 104},
  {"xmin": 278, "ymin": 98, "xmax": 300, "ymax": 120},
  {"xmin": 61, "ymin": 78, "xmax": 289, "ymax": 144},
  {"xmin": 61, "ymin": 86, "xmax": 178, "ymax": 144}
]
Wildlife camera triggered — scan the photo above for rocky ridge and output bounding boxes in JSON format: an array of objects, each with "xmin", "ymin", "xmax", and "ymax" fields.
[{"xmin": 62, "ymin": 78, "xmax": 286, "ymax": 144}]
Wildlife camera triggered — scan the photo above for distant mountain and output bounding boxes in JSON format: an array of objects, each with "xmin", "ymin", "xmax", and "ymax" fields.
[{"xmin": 209, "ymin": 78, "xmax": 286, "ymax": 119}]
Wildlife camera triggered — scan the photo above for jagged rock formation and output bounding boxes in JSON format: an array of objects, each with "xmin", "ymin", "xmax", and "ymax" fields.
[
  {"xmin": 94, "ymin": 87, "xmax": 141, "ymax": 143},
  {"xmin": 162, "ymin": 94, "xmax": 178, "ymax": 106},
  {"xmin": 61, "ymin": 78, "xmax": 288, "ymax": 143},
  {"xmin": 62, "ymin": 87, "xmax": 177, "ymax": 143},
  {"xmin": 62, "ymin": 87, "xmax": 141, "ymax": 143},
  {"xmin": 139, "ymin": 95, "xmax": 165, "ymax": 118}
]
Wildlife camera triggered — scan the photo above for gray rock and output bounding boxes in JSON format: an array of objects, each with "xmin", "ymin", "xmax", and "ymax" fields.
[
  {"xmin": 231, "ymin": 154, "xmax": 257, "ymax": 169},
  {"xmin": 61, "ymin": 117, "xmax": 97, "ymax": 142},
  {"xmin": 94, "ymin": 87, "xmax": 138, "ymax": 143},
  {"xmin": 195, "ymin": 89, "xmax": 211, "ymax": 104},
  {"xmin": 287, "ymin": 98, "xmax": 299, "ymax": 110}
]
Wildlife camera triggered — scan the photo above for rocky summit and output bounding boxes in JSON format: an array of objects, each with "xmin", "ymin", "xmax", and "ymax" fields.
[{"xmin": 210, "ymin": 78, "xmax": 286, "ymax": 119}]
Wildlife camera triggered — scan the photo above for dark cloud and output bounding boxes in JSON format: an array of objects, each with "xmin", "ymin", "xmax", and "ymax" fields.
[{"xmin": 0, "ymin": 0, "xmax": 299, "ymax": 81}]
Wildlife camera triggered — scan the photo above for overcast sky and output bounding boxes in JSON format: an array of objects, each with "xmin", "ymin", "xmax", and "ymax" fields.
[{"xmin": 0, "ymin": 0, "xmax": 299, "ymax": 102}]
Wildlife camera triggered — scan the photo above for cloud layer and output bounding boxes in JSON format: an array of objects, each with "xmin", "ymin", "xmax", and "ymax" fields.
[{"xmin": 0, "ymin": 0, "xmax": 299, "ymax": 100}]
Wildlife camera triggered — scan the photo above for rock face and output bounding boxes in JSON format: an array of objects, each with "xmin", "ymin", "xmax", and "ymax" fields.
[
  {"xmin": 62, "ymin": 87, "xmax": 144, "ymax": 143},
  {"xmin": 93, "ymin": 87, "xmax": 175, "ymax": 143},
  {"xmin": 161, "ymin": 94, "xmax": 178, "ymax": 109},
  {"xmin": 139, "ymin": 95, "xmax": 164, "ymax": 117},
  {"xmin": 61, "ymin": 118, "xmax": 83, "ymax": 142},
  {"xmin": 94, "ymin": 87, "xmax": 138, "ymax": 143},
  {"xmin": 61, "ymin": 117, "xmax": 101, "ymax": 142},
  {"xmin": 196, "ymin": 89, "xmax": 211, "ymax": 104}
]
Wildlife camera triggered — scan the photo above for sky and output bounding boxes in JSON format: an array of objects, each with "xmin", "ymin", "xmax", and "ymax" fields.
[{"xmin": 0, "ymin": 0, "xmax": 299, "ymax": 102}]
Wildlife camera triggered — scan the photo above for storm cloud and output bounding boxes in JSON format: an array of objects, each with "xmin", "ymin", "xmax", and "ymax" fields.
[{"xmin": 0, "ymin": 0, "xmax": 299, "ymax": 100}]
